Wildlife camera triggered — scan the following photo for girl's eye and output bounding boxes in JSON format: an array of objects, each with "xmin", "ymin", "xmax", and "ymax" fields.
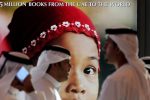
[{"xmin": 83, "ymin": 66, "xmax": 96, "ymax": 75}]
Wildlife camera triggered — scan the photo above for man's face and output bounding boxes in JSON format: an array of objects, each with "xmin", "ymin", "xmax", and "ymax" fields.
[
  {"xmin": 104, "ymin": 37, "xmax": 118, "ymax": 64},
  {"xmin": 50, "ymin": 59, "xmax": 71, "ymax": 82},
  {"xmin": 51, "ymin": 32, "xmax": 99, "ymax": 100}
]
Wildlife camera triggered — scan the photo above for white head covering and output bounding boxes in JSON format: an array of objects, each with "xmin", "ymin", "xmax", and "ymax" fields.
[
  {"xmin": 0, "ymin": 52, "xmax": 31, "ymax": 97},
  {"xmin": 0, "ymin": 60, "xmax": 20, "ymax": 95},
  {"xmin": 106, "ymin": 28, "xmax": 150, "ymax": 98},
  {"xmin": 30, "ymin": 45, "xmax": 71, "ymax": 83}
]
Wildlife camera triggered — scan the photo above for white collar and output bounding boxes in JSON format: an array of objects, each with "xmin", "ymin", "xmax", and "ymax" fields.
[{"xmin": 44, "ymin": 73, "xmax": 61, "ymax": 89}]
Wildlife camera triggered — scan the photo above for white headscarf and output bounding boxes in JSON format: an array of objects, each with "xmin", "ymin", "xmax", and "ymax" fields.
[
  {"xmin": 0, "ymin": 60, "xmax": 20, "ymax": 95},
  {"xmin": 30, "ymin": 45, "xmax": 71, "ymax": 83},
  {"xmin": 108, "ymin": 33, "xmax": 150, "ymax": 98},
  {"xmin": 0, "ymin": 52, "xmax": 31, "ymax": 98}
]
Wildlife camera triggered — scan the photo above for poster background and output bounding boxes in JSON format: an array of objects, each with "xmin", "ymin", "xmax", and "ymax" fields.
[{"xmin": 0, "ymin": 0, "xmax": 138, "ymax": 93}]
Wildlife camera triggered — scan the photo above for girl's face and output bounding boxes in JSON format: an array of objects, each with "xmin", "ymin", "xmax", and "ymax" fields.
[{"xmin": 51, "ymin": 32, "xmax": 99, "ymax": 100}]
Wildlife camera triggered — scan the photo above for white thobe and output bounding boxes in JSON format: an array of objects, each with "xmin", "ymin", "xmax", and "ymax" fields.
[
  {"xmin": 99, "ymin": 63, "xmax": 150, "ymax": 100},
  {"xmin": 31, "ymin": 73, "xmax": 61, "ymax": 100},
  {"xmin": 0, "ymin": 86, "xmax": 45, "ymax": 100}
]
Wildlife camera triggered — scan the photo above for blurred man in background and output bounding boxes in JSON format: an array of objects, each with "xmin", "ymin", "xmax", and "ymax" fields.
[{"xmin": 99, "ymin": 28, "xmax": 150, "ymax": 100}]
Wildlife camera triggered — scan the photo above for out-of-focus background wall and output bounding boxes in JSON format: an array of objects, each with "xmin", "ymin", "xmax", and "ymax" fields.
[
  {"xmin": 0, "ymin": 0, "xmax": 31, "ymax": 41},
  {"xmin": 0, "ymin": 0, "xmax": 137, "ymax": 40}
]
